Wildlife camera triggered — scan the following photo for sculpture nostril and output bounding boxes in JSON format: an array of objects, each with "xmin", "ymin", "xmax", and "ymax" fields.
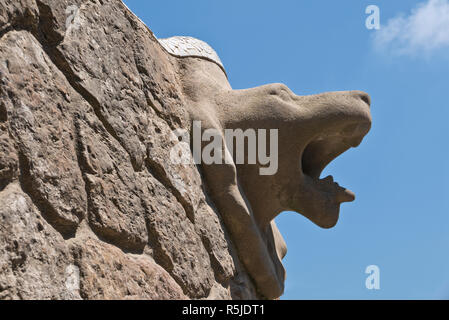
[{"xmin": 358, "ymin": 92, "xmax": 371, "ymax": 107}]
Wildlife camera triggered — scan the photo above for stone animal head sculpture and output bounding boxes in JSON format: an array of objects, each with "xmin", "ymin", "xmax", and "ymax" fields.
[{"xmin": 124, "ymin": 5, "xmax": 372, "ymax": 300}]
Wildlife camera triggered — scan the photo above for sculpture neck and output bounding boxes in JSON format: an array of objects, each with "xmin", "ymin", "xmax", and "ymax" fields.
[
  {"xmin": 249, "ymin": 189, "xmax": 284, "ymax": 230},
  {"xmin": 178, "ymin": 57, "xmax": 231, "ymax": 102}
]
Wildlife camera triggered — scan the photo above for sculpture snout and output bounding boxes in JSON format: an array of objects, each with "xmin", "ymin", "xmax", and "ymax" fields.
[
  {"xmin": 342, "ymin": 90, "xmax": 372, "ymax": 123},
  {"xmin": 334, "ymin": 91, "xmax": 372, "ymax": 148},
  {"xmin": 350, "ymin": 90, "xmax": 371, "ymax": 108},
  {"xmin": 302, "ymin": 90, "xmax": 372, "ymax": 139}
]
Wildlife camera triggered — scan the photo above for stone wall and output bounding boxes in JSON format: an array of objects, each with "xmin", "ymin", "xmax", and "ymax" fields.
[{"xmin": 0, "ymin": 0, "xmax": 259, "ymax": 300}]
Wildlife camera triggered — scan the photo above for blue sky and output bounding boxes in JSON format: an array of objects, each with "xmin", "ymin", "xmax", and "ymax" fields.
[{"xmin": 123, "ymin": 0, "xmax": 449, "ymax": 299}]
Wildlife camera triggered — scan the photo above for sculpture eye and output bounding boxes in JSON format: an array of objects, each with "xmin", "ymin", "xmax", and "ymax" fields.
[
  {"xmin": 279, "ymin": 89, "xmax": 292, "ymax": 101},
  {"xmin": 269, "ymin": 84, "xmax": 292, "ymax": 102}
]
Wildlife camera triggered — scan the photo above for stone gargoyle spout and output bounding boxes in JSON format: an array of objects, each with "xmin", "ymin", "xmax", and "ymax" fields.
[
  {"xmin": 129, "ymin": 8, "xmax": 372, "ymax": 298},
  {"xmin": 0, "ymin": 0, "xmax": 374, "ymax": 300}
]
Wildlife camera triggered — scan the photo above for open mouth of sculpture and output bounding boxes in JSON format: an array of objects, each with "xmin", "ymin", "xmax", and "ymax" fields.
[{"xmin": 300, "ymin": 122, "xmax": 370, "ymax": 203}]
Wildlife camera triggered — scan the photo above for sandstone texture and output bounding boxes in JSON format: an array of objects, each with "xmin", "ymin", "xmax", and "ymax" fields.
[
  {"xmin": 0, "ymin": 0, "xmax": 258, "ymax": 300},
  {"xmin": 0, "ymin": 0, "xmax": 372, "ymax": 300}
]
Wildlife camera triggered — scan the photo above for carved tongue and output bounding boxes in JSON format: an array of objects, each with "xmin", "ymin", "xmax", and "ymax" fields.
[
  {"xmin": 337, "ymin": 187, "xmax": 355, "ymax": 203},
  {"xmin": 322, "ymin": 175, "xmax": 355, "ymax": 203}
]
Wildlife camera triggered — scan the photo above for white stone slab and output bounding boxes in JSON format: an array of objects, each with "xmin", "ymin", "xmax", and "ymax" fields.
[{"xmin": 121, "ymin": 1, "xmax": 225, "ymax": 73}]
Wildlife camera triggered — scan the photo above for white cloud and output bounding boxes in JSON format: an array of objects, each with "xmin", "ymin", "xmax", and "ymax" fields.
[{"xmin": 374, "ymin": 0, "xmax": 449, "ymax": 56}]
